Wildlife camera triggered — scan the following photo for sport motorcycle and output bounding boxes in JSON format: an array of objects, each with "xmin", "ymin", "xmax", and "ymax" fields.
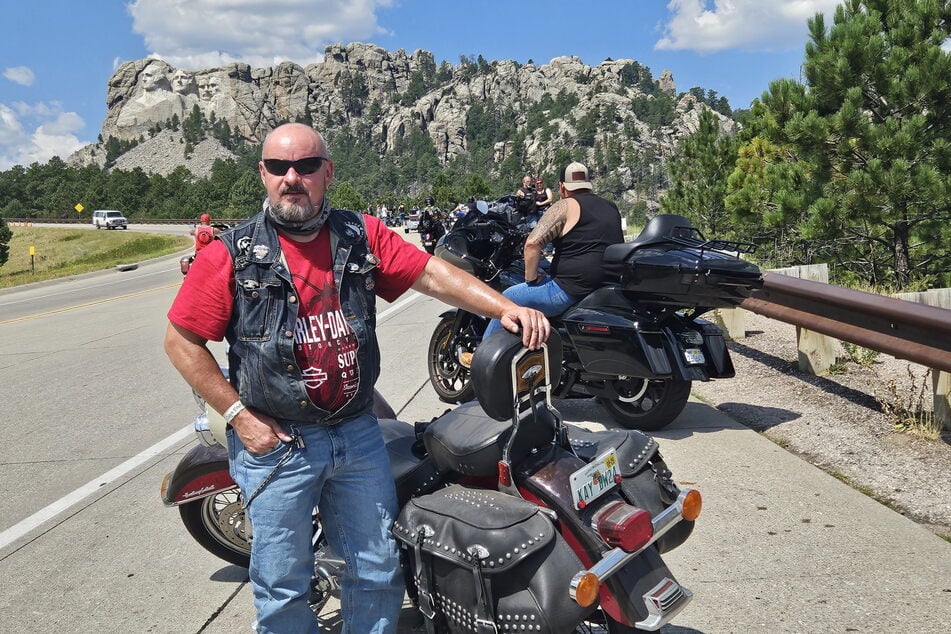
[
  {"xmin": 161, "ymin": 330, "xmax": 701, "ymax": 632},
  {"xmin": 428, "ymin": 211, "xmax": 763, "ymax": 430}
]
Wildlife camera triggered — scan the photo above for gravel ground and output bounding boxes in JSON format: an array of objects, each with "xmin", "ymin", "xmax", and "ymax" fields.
[{"xmin": 690, "ymin": 310, "xmax": 951, "ymax": 538}]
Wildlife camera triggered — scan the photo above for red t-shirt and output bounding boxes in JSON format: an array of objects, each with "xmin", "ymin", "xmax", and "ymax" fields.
[
  {"xmin": 194, "ymin": 225, "xmax": 215, "ymax": 252},
  {"xmin": 168, "ymin": 215, "xmax": 430, "ymax": 411}
]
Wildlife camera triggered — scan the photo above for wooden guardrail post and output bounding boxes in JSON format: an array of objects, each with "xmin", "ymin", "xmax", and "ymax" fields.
[
  {"xmin": 768, "ymin": 264, "xmax": 839, "ymax": 375},
  {"xmin": 892, "ymin": 288, "xmax": 951, "ymax": 430},
  {"xmin": 714, "ymin": 304, "xmax": 747, "ymax": 341}
]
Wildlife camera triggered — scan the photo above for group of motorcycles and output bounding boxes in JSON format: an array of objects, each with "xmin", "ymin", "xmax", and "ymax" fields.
[
  {"xmin": 429, "ymin": 198, "xmax": 762, "ymax": 431},
  {"xmin": 161, "ymin": 197, "xmax": 763, "ymax": 631}
]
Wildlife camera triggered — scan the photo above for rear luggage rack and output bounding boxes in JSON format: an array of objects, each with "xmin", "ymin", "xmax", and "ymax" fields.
[{"xmin": 664, "ymin": 226, "xmax": 757, "ymax": 256}]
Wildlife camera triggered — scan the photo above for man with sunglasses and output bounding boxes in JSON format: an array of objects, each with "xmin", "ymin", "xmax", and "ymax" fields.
[{"xmin": 164, "ymin": 122, "xmax": 549, "ymax": 634}]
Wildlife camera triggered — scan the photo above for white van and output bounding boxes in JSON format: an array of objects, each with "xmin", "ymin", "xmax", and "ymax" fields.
[{"xmin": 92, "ymin": 210, "xmax": 128, "ymax": 230}]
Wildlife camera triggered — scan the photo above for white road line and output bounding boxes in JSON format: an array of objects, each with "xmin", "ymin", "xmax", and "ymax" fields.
[
  {"xmin": 0, "ymin": 425, "xmax": 194, "ymax": 550},
  {"xmin": 377, "ymin": 290, "xmax": 425, "ymax": 322},
  {"xmin": 0, "ymin": 291, "xmax": 427, "ymax": 550}
]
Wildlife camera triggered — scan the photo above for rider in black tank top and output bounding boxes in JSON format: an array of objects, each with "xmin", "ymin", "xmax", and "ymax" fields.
[{"xmin": 550, "ymin": 192, "xmax": 624, "ymax": 299}]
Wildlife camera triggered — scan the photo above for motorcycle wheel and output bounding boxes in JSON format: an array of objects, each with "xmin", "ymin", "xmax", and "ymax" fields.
[
  {"xmin": 427, "ymin": 316, "xmax": 475, "ymax": 404},
  {"xmin": 598, "ymin": 378, "xmax": 692, "ymax": 431},
  {"xmin": 179, "ymin": 489, "xmax": 251, "ymax": 568}
]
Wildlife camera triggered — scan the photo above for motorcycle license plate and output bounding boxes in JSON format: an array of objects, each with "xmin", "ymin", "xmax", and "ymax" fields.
[
  {"xmin": 684, "ymin": 348, "xmax": 705, "ymax": 365},
  {"xmin": 569, "ymin": 448, "xmax": 620, "ymax": 509}
]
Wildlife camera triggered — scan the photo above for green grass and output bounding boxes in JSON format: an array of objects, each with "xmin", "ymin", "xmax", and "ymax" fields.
[{"xmin": 0, "ymin": 226, "xmax": 191, "ymax": 289}]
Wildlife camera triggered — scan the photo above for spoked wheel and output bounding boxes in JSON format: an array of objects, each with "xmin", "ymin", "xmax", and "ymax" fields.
[
  {"xmin": 427, "ymin": 316, "xmax": 476, "ymax": 403},
  {"xmin": 180, "ymin": 494, "xmax": 333, "ymax": 610},
  {"xmin": 598, "ymin": 378, "xmax": 692, "ymax": 431},
  {"xmin": 179, "ymin": 488, "xmax": 251, "ymax": 567}
]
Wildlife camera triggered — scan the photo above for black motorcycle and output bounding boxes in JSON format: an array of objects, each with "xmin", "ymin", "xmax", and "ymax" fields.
[
  {"xmin": 162, "ymin": 331, "xmax": 701, "ymax": 632},
  {"xmin": 419, "ymin": 214, "xmax": 447, "ymax": 255},
  {"xmin": 428, "ymin": 212, "xmax": 762, "ymax": 430}
]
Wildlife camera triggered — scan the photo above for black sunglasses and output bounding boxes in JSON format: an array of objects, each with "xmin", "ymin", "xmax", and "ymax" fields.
[{"xmin": 262, "ymin": 156, "xmax": 329, "ymax": 176}]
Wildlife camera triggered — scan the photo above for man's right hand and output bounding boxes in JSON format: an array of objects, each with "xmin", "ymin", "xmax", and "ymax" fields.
[{"xmin": 230, "ymin": 408, "xmax": 292, "ymax": 455}]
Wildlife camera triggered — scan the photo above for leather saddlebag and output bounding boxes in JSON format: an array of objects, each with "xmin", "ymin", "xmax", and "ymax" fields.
[{"xmin": 393, "ymin": 485, "xmax": 594, "ymax": 633}]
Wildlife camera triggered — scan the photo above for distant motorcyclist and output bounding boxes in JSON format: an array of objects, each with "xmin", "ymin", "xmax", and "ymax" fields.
[
  {"xmin": 418, "ymin": 197, "xmax": 445, "ymax": 254},
  {"xmin": 419, "ymin": 197, "xmax": 438, "ymax": 229},
  {"xmin": 189, "ymin": 213, "xmax": 220, "ymax": 255},
  {"xmin": 534, "ymin": 177, "xmax": 553, "ymax": 213},
  {"xmin": 515, "ymin": 175, "xmax": 541, "ymax": 227}
]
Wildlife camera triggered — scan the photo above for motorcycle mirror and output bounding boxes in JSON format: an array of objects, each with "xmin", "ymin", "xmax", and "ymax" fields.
[{"xmin": 476, "ymin": 200, "xmax": 489, "ymax": 214}]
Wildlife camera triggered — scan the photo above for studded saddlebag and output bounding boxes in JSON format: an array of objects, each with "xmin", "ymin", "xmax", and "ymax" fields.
[{"xmin": 393, "ymin": 485, "xmax": 595, "ymax": 633}]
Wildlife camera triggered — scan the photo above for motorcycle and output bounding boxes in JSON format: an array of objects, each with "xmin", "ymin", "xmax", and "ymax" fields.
[
  {"xmin": 161, "ymin": 330, "xmax": 701, "ymax": 632},
  {"xmin": 179, "ymin": 222, "xmax": 232, "ymax": 275},
  {"xmin": 428, "ymin": 211, "xmax": 762, "ymax": 430},
  {"xmin": 419, "ymin": 215, "xmax": 447, "ymax": 255}
]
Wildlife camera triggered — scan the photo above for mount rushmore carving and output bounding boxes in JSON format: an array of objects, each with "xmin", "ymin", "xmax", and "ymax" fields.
[{"xmin": 87, "ymin": 43, "xmax": 730, "ymax": 181}]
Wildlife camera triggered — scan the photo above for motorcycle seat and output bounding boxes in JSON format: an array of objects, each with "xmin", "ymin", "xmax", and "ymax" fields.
[
  {"xmin": 423, "ymin": 401, "xmax": 556, "ymax": 476},
  {"xmin": 378, "ymin": 418, "xmax": 442, "ymax": 505},
  {"xmin": 565, "ymin": 424, "xmax": 658, "ymax": 476}
]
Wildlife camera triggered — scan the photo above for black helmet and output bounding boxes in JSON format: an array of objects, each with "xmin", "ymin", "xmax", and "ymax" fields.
[{"xmin": 425, "ymin": 196, "xmax": 435, "ymax": 206}]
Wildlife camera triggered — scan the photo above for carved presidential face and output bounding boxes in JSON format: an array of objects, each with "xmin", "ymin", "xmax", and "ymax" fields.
[
  {"xmin": 197, "ymin": 74, "xmax": 222, "ymax": 101},
  {"xmin": 140, "ymin": 63, "xmax": 167, "ymax": 92},
  {"xmin": 171, "ymin": 69, "xmax": 195, "ymax": 94}
]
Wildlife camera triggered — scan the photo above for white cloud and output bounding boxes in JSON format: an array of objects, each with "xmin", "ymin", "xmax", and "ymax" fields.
[
  {"xmin": 656, "ymin": 0, "xmax": 841, "ymax": 52},
  {"xmin": 0, "ymin": 104, "xmax": 27, "ymax": 146},
  {"xmin": 0, "ymin": 102, "xmax": 87, "ymax": 170},
  {"xmin": 3, "ymin": 66, "xmax": 35, "ymax": 86},
  {"xmin": 128, "ymin": 0, "xmax": 393, "ymax": 69}
]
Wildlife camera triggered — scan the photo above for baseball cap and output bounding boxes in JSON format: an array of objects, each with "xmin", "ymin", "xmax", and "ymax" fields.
[{"xmin": 560, "ymin": 162, "xmax": 592, "ymax": 191}]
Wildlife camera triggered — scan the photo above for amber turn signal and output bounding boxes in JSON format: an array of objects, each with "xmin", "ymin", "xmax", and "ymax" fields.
[
  {"xmin": 681, "ymin": 489, "xmax": 702, "ymax": 522},
  {"xmin": 570, "ymin": 572, "xmax": 600, "ymax": 607}
]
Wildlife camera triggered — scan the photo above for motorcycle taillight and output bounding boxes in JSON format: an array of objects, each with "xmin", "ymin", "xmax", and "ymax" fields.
[{"xmin": 592, "ymin": 500, "xmax": 653, "ymax": 552}]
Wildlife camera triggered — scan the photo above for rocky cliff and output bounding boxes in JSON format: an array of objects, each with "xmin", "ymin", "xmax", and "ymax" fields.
[{"xmin": 70, "ymin": 43, "xmax": 735, "ymax": 201}]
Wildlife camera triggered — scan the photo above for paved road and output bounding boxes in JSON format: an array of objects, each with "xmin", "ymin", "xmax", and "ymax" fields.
[{"xmin": 0, "ymin": 249, "xmax": 948, "ymax": 633}]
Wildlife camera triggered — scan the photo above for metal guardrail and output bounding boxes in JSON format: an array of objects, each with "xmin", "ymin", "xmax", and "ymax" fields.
[
  {"xmin": 9, "ymin": 217, "xmax": 949, "ymax": 373},
  {"xmin": 741, "ymin": 272, "xmax": 951, "ymax": 374}
]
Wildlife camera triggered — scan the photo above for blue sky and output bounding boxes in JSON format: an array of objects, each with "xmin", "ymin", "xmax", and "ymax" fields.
[{"xmin": 0, "ymin": 0, "xmax": 842, "ymax": 171}]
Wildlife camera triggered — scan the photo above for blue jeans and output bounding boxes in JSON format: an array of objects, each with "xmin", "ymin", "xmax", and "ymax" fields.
[
  {"xmin": 228, "ymin": 413, "xmax": 403, "ymax": 634},
  {"xmin": 483, "ymin": 276, "xmax": 576, "ymax": 338}
]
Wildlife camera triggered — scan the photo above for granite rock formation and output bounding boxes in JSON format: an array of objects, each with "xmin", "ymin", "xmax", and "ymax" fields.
[{"xmin": 73, "ymin": 43, "xmax": 736, "ymax": 199}]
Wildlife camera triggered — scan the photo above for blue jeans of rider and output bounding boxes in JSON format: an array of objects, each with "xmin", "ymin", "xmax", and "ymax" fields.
[
  {"xmin": 483, "ymin": 276, "xmax": 576, "ymax": 339},
  {"xmin": 227, "ymin": 413, "xmax": 404, "ymax": 634}
]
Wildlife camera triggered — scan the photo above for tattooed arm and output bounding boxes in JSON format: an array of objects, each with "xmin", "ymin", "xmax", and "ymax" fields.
[{"xmin": 523, "ymin": 198, "xmax": 577, "ymax": 282}]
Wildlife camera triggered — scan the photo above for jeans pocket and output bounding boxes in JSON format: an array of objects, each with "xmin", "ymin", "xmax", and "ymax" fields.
[{"xmin": 243, "ymin": 439, "xmax": 287, "ymax": 463}]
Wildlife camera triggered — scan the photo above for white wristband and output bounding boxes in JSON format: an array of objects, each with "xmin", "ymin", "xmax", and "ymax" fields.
[{"xmin": 223, "ymin": 400, "xmax": 246, "ymax": 425}]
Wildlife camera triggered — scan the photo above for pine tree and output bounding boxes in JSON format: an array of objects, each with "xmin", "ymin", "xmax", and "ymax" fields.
[
  {"xmin": 662, "ymin": 109, "xmax": 740, "ymax": 235},
  {"xmin": 0, "ymin": 216, "xmax": 11, "ymax": 268},
  {"xmin": 730, "ymin": 0, "xmax": 951, "ymax": 288}
]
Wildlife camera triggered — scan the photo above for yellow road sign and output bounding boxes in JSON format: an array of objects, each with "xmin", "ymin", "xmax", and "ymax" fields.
[{"xmin": 74, "ymin": 203, "xmax": 84, "ymax": 213}]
